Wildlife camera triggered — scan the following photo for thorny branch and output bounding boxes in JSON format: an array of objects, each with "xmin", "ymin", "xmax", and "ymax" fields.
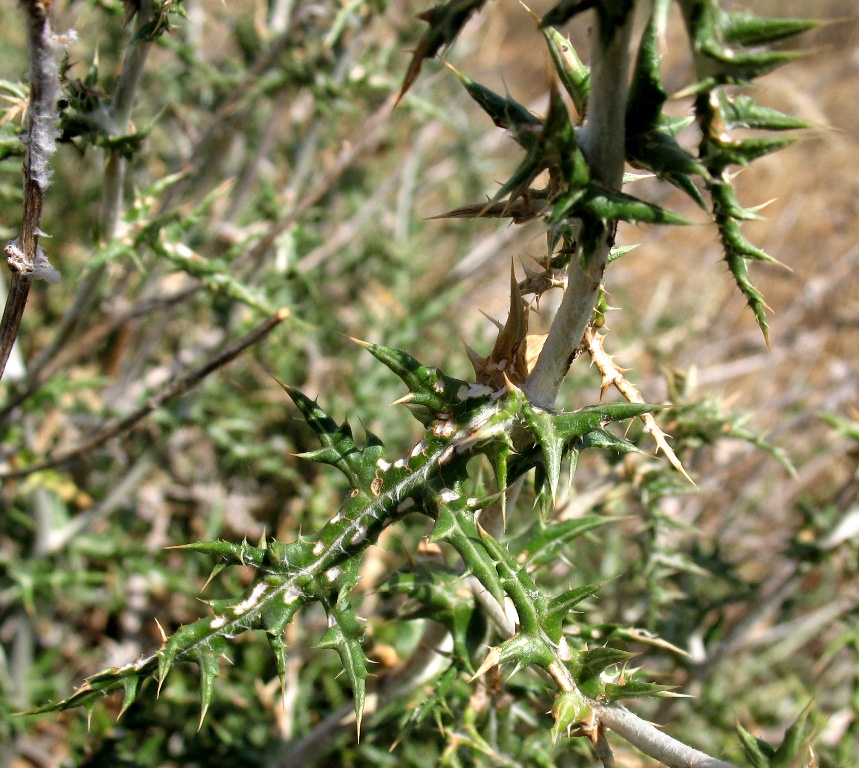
[{"xmin": 0, "ymin": 0, "xmax": 62, "ymax": 382}]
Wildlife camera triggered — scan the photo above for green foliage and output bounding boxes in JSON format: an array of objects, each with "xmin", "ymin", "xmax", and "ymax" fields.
[{"xmin": 1, "ymin": 1, "xmax": 854, "ymax": 767}]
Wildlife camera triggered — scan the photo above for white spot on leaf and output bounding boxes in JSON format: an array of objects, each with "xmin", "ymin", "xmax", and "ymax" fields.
[
  {"xmin": 232, "ymin": 582, "xmax": 269, "ymax": 616},
  {"xmin": 438, "ymin": 488, "xmax": 459, "ymax": 503}
]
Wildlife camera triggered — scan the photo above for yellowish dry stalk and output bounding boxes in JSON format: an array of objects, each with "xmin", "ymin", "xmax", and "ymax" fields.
[{"xmin": 585, "ymin": 326, "xmax": 695, "ymax": 485}]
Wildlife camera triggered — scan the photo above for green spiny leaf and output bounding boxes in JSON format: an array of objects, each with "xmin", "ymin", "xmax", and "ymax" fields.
[
  {"xmin": 171, "ymin": 539, "xmax": 266, "ymax": 568},
  {"xmin": 430, "ymin": 503, "xmax": 506, "ymax": 606},
  {"xmin": 607, "ymin": 243, "xmax": 639, "ymax": 264},
  {"xmin": 352, "ymin": 339, "xmax": 468, "ymax": 415},
  {"xmin": 540, "ymin": 23, "xmax": 590, "ymax": 115},
  {"xmin": 477, "ymin": 525, "xmax": 548, "ymax": 636},
  {"xmin": 626, "ymin": 130, "xmax": 709, "ymax": 207},
  {"xmin": 719, "ymin": 93, "xmax": 814, "ymax": 132},
  {"xmin": 551, "ymin": 692, "xmax": 592, "ymax": 742},
  {"xmin": 698, "ymin": 39, "xmax": 807, "ymax": 82},
  {"xmin": 118, "ymin": 676, "xmax": 140, "ymax": 720},
  {"xmin": 445, "ymin": 63, "xmax": 541, "ymax": 149},
  {"xmin": 521, "ymin": 403, "xmax": 564, "ymax": 506},
  {"xmin": 550, "ymin": 402, "xmax": 659, "ymax": 442},
  {"xmin": 737, "ymin": 722, "xmax": 776, "ymax": 768},
  {"xmin": 281, "ymin": 384, "xmax": 372, "ymax": 488},
  {"xmin": 626, "ymin": 8, "xmax": 667, "ymax": 135},
  {"xmin": 721, "ymin": 12, "xmax": 818, "ymax": 48},
  {"xmin": 494, "ymin": 632, "xmax": 555, "ymax": 669},
  {"xmin": 552, "ymin": 184, "xmax": 691, "ymax": 226},
  {"xmin": 706, "ymin": 136, "xmax": 797, "ymax": 170},
  {"xmin": 522, "ymin": 518, "xmax": 615, "ymax": 567},
  {"xmin": 575, "ymin": 428, "xmax": 642, "ymax": 454},
  {"xmin": 269, "ymin": 632, "xmax": 289, "ymax": 692},
  {"xmin": 318, "ymin": 573, "xmax": 369, "ymax": 734},
  {"xmin": 578, "ymin": 646, "xmax": 636, "ymax": 682},
  {"xmin": 773, "ymin": 703, "xmax": 815, "ymax": 768},
  {"xmin": 196, "ymin": 636, "xmax": 225, "ymax": 729},
  {"xmin": 399, "ymin": 0, "xmax": 488, "ymax": 101},
  {"xmin": 602, "ymin": 680, "xmax": 679, "ymax": 702}
]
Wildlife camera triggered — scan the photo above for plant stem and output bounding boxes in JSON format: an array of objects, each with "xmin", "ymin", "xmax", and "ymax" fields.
[
  {"xmin": 0, "ymin": 0, "xmax": 59, "ymax": 382},
  {"xmin": 595, "ymin": 704, "xmax": 737, "ymax": 768},
  {"xmin": 523, "ymin": 2, "xmax": 635, "ymax": 407}
]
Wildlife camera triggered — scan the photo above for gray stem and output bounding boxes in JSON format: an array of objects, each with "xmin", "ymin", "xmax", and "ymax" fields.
[
  {"xmin": 523, "ymin": 3, "xmax": 635, "ymax": 408},
  {"xmin": 595, "ymin": 704, "xmax": 738, "ymax": 768}
]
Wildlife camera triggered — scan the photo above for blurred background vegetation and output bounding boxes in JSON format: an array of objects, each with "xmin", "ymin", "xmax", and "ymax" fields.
[{"xmin": 0, "ymin": 1, "xmax": 857, "ymax": 766}]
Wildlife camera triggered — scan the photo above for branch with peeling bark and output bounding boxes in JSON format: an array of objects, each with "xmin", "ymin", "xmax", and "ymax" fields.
[{"xmin": 0, "ymin": 0, "xmax": 62, "ymax": 382}]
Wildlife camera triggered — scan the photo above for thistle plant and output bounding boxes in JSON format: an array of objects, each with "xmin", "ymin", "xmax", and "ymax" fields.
[{"xmin": 1, "ymin": 1, "xmax": 845, "ymax": 766}]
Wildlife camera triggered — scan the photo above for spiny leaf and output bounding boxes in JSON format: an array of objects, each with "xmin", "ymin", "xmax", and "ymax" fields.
[
  {"xmin": 737, "ymin": 722, "xmax": 776, "ymax": 768},
  {"xmin": 709, "ymin": 181, "xmax": 764, "ymax": 222},
  {"xmin": 520, "ymin": 402, "xmax": 564, "ymax": 505},
  {"xmin": 351, "ymin": 338, "xmax": 468, "ymax": 415},
  {"xmin": 268, "ymin": 633, "xmax": 289, "ymax": 693},
  {"xmin": 488, "ymin": 435, "xmax": 514, "ymax": 525},
  {"xmin": 720, "ymin": 12, "xmax": 818, "ymax": 47},
  {"xmin": 706, "ymin": 136, "xmax": 797, "ymax": 171},
  {"xmin": 551, "ymin": 184, "xmax": 691, "ymax": 226},
  {"xmin": 772, "ymin": 703, "xmax": 816, "ymax": 768},
  {"xmin": 493, "ymin": 632, "xmax": 555, "ymax": 669},
  {"xmin": 718, "ymin": 216, "xmax": 780, "ymax": 264},
  {"xmin": 577, "ymin": 646, "xmax": 636, "ymax": 682},
  {"xmin": 377, "ymin": 563, "xmax": 477, "ymax": 663},
  {"xmin": 477, "ymin": 524, "xmax": 548, "ymax": 635},
  {"xmin": 399, "ymin": 0, "xmax": 488, "ymax": 101},
  {"xmin": 280, "ymin": 383, "xmax": 365, "ymax": 487},
  {"xmin": 607, "ymin": 243, "xmax": 639, "ymax": 264},
  {"xmin": 539, "ymin": 21, "xmax": 590, "ymax": 115},
  {"xmin": 523, "ymin": 519, "xmax": 616, "ymax": 567},
  {"xmin": 545, "ymin": 579, "xmax": 614, "ymax": 636},
  {"xmin": 626, "ymin": 130, "xmax": 709, "ymax": 208},
  {"xmin": 550, "ymin": 402, "xmax": 660, "ymax": 442},
  {"xmin": 196, "ymin": 636, "xmax": 226, "ymax": 729},
  {"xmin": 444, "ymin": 62, "xmax": 541, "ymax": 149},
  {"xmin": 318, "ymin": 614, "xmax": 369, "ymax": 735},
  {"xmin": 575, "ymin": 428, "xmax": 642, "ymax": 455},
  {"xmin": 698, "ymin": 39, "xmax": 807, "ymax": 82},
  {"xmin": 551, "ymin": 692, "xmax": 592, "ymax": 742},
  {"xmin": 719, "ymin": 93, "xmax": 814, "ymax": 132},
  {"xmin": 171, "ymin": 539, "xmax": 266, "ymax": 568},
  {"xmin": 625, "ymin": 7, "xmax": 667, "ymax": 135},
  {"xmin": 601, "ymin": 680, "xmax": 680, "ymax": 702},
  {"xmin": 118, "ymin": 676, "xmax": 140, "ymax": 720},
  {"xmin": 430, "ymin": 502, "xmax": 506, "ymax": 606}
]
